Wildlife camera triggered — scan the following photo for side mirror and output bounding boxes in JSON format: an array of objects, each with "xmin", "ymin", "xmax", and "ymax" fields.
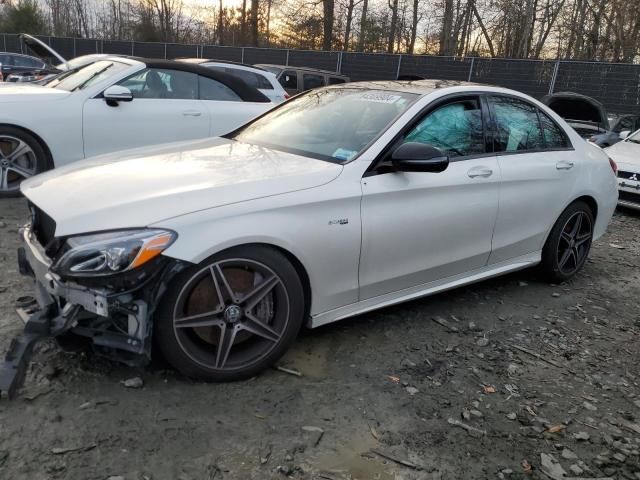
[
  {"xmin": 103, "ymin": 85, "xmax": 133, "ymax": 105},
  {"xmin": 391, "ymin": 142, "xmax": 449, "ymax": 173},
  {"xmin": 619, "ymin": 130, "xmax": 631, "ymax": 140}
]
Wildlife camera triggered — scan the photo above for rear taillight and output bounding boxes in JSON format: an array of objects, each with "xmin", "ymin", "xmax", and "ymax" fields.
[
  {"xmin": 284, "ymin": 93, "xmax": 290, "ymax": 100},
  {"xmin": 608, "ymin": 156, "xmax": 618, "ymax": 175}
]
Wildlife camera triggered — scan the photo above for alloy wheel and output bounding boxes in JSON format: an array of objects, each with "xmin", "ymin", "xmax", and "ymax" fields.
[
  {"xmin": 557, "ymin": 211, "xmax": 592, "ymax": 275},
  {"xmin": 172, "ymin": 258, "xmax": 290, "ymax": 372},
  {"xmin": 0, "ymin": 135, "xmax": 37, "ymax": 193}
]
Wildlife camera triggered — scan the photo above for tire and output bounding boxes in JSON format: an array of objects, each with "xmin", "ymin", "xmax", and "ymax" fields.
[
  {"xmin": 154, "ymin": 245, "xmax": 305, "ymax": 381},
  {"xmin": 540, "ymin": 201, "xmax": 594, "ymax": 283},
  {"xmin": 0, "ymin": 126, "xmax": 49, "ymax": 198}
]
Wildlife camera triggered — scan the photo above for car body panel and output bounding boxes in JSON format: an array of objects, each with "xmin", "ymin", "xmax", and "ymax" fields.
[
  {"xmin": 359, "ymin": 156, "xmax": 500, "ymax": 299},
  {"xmin": 21, "ymin": 137, "xmax": 343, "ymax": 236}
]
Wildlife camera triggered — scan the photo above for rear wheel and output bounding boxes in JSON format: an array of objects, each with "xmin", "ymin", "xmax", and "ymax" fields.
[
  {"xmin": 155, "ymin": 246, "xmax": 305, "ymax": 381},
  {"xmin": 0, "ymin": 127, "xmax": 48, "ymax": 198},
  {"xmin": 540, "ymin": 201, "xmax": 594, "ymax": 282}
]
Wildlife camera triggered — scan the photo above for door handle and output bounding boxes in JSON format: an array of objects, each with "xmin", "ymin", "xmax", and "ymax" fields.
[
  {"xmin": 182, "ymin": 111, "xmax": 202, "ymax": 117},
  {"xmin": 556, "ymin": 161, "xmax": 575, "ymax": 170},
  {"xmin": 467, "ymin": 167, "xmax": 493, "ymax": 178}
]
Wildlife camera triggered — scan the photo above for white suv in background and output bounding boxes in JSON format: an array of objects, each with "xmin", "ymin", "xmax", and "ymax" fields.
[{"xmin": 178, "ymin": 59, "xmax": 289, "ymax": 103}]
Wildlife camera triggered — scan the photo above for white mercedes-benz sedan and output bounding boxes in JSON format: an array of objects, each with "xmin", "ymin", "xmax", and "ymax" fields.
[
  {"xmin": 605, "ymin": 128, "xmax": 640, "ymax": 210},
  {"xmin": 0, "ymin": 56, "xmax": 273, "ymax": 197},
  {"xmin": 1, "ymin": 80, "xmax": 618, "ymax": 395}
]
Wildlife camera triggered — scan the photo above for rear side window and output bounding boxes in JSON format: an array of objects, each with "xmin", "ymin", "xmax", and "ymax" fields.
[
  {"xmin": 329, "ymin": 77, "xmax": 346, "ymax": 85},
  {"xmin": 539, "ymin": 111, "xmax": 569, "ymax": 149},
  {"xmin": 490, "ymin": 96, "xmax": 544, "ymax": 153},
  {"xmin": 279, "ymin": 70, "xmax": 298, "ymax": 89},
  {"xmin": 223, "ymin": 67, "xmax": 273, "ymax": 90},
  {"xmin": 404, "ymin": 97, "xmax": 485, "ymax": 158},
  {"xmin": 13, "ymin": 56, "xmax": 43, "ymax": 68},
  {"xmin": 303, "ymin": 73, "xmax": 325, "ymax": 90},
  {"xmin": 199, "ymin": 75, "xmax": 242, "ymax": 101}
]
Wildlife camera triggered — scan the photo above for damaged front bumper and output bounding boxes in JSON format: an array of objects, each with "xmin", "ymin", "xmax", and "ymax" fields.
[{"xmin": 0, "ymin": 225, "xmax": 185, "ymax": 399}]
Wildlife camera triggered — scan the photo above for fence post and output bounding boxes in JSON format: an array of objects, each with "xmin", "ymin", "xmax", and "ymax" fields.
[
  {"xmin": 73, "ymin": 38, "xmax": 77, "ymax": 58},
  {"xmin": 2, "ymin": 34, "xmax": 5, "ymax": 52},
  {"xmin": 548, "ymin": 60, "xmax": 561, "ymax": 94},
  {"xmin": 337, "ymin": 51, "xmax": 343, "ymax": 73},
  {"xmin": 241, "ymin": 47, "xmax": 245, "ymax": 63},
  {"xmin": 395, "ymin": 54, "xmax": 403, "ymax": 79},
  {"xmin": 164, "ymin": 43, "xmax": 167, "ymax": 59},
  {"xmin": 131, "ymin": 41, "xmax": 134, "ymax": 56},
  {"xmin": 467, "ymin": 57, "xmax": 475, "ymax": 82},
  {"xmin": 285, "ymin": 49, "xmax": 289, "ymax": 66}
]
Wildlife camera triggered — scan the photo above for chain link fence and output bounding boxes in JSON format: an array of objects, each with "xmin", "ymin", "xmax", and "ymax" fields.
[{"xmin": 2, "ymin": 33, "xmax": 639, "ymax": 114}]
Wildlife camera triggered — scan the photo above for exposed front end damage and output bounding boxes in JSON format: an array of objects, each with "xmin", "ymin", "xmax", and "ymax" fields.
[{"xmin": 0, "ymin": 213, "xmax": 188, "ymax": 399}]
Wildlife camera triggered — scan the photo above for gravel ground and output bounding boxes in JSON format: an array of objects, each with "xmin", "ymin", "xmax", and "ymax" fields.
[{"xmin": 0, "ymin": 197, "xmax": 639, "ymax": 480}]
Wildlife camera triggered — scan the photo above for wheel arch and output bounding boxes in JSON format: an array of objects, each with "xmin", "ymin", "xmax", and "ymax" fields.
[
  {"xmin": 543, "ymin": 194, "xmax": 599, "ymax": 249},
  {"xmin": 573, "ymin": 194, "xmax": 598, "ymax": 221},
  {"xmin": 0, "ymin": 123, "xmax": 54, "ymax": 170}
]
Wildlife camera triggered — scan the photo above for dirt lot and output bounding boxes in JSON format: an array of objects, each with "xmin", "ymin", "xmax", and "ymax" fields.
[{"xmin": 0, "ymin": 197, "xmax": 639, "ymax": 480}]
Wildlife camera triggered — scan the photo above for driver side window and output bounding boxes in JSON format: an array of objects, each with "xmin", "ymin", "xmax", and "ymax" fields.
[
  {"xmin": 118, "ymin": 68, "xmax": 197, "ymax": 99},
  {"xmin": 403, "ymin": 97, "xmax": 485, "ymax": 158}
]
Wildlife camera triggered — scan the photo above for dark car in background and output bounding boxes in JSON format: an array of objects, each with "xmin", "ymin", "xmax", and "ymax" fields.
[
  {"xmin": 0, "ymin": 52, "xmax": 50, "ymax": 82},
  {"xmin": 256, "ymin": 64, "xmax": 349, "ymax": 96},
  {"xmin": 589, "ymin": 114, "xmax": 640, "ymax": 147},
  {"xmin": 541, "ymin": 92, "xmax": 610, "ymax": 139}
]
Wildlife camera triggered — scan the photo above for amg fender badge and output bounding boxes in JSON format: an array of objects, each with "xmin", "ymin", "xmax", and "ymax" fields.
[{"xmin": 328, "ymin": 218, "xmax": 349, "ymax": 225}]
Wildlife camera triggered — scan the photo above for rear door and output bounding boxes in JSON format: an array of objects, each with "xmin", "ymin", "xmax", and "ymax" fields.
[
  {"xmin": 359, "ymin": 95, "xmax": 500, "ymax": 299},
  {"xmin": 83, "ymin": 67, "xmax": 210, "ymax": 157},
  {"xmin": 487, "ymin": 95, "xmax": 578, "ymax": 264}
]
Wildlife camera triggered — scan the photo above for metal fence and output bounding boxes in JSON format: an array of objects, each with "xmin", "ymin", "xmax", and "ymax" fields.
[{"xmin": 2, "ymin": 33, "xmax": 639, "ymax": 114}]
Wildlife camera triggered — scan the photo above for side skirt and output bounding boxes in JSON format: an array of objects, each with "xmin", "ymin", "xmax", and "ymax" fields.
[{"xmin": 310, "ymin": 251, "xmax": 541, "ymax": 328}]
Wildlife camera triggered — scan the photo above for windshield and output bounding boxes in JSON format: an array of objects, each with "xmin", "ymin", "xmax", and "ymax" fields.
[
  {"xmin": 628, "ymin": 130, "xmax": 640, "ymax": 144},
  {"xmin": 54, "ymin": 55, "xmax": 103, "ymax": 71},
  {"xmin": 232, "ymin": 88, "xmax": 417, "ymax": 163},
  {"xmin": 46, "ymin": 60, "xmax": 129, "ymax": 91}
]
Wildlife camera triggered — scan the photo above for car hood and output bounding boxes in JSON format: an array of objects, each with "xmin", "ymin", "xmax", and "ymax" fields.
[
  {"xmin": 606, "ymin": 140, "xmax": 640, "ymax": 170},
  {"xmin": 0, "ymin": 83, "xmax": 69, "ymax": 102},
  {"xmin": 20, "ymin": 33, "xmax": 68, "ymax": 69},
  {"xmin": 21, "ymin": 137, "xmax": 343, "ymax": 237},
  {"xmin": 541, "ymin": 92, "xmax": 609, "ymax": 133}
]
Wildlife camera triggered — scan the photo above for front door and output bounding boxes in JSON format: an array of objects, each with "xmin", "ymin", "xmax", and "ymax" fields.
[
  {"xmin": 359, "ymin": 95, "xmax": 500, "ymax": 300},
  {"xmin": 83, "ymin": 68, "xmax": 210, "ymax": 158}
]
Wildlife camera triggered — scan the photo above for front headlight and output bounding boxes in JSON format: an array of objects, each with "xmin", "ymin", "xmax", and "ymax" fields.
[{"xmin": 53, "ymin": 229, "xmax": 176, "ymax": 278}]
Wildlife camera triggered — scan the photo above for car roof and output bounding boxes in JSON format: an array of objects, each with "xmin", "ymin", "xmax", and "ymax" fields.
[
  {"xmin": 177, "ymin": 58, "xmax": 269, "ymax": 72},
  {"xmin": 326, "ymin": 79, "xmax": 485, "ymax": 95},
  {"xmin": 257, "ymin": 64, "xmax": 348, "ymax": 77},
  {"xmin": 128, "ymin": 57, "xmax": 271, "ymax": 103}
]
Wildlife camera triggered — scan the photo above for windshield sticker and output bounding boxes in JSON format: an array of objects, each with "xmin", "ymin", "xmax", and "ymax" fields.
[
  {"xmin": 358, "ymin": 92, "xmax": 402, "ymax": 104},
  {"xmin": 332, "ymin": 148, "xmax": 358, "ymax": 161}
]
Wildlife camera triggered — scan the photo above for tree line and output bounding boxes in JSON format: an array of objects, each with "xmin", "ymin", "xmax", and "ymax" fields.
[{"xmin": 0, "ymin": 0, "xmax": 638, "ymax": 62}]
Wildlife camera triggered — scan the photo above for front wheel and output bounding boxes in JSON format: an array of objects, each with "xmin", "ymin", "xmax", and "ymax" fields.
[
  {"xmin": 0, "ymin": 127, "xmax": 48, "ymax": 198},
  {"xmin": 155, "ymin": 246, "xmax": 305, "ymax": 381},
  {"xmin": 540, "ymin": 201, "xmax": 594, "ymax": 282}
]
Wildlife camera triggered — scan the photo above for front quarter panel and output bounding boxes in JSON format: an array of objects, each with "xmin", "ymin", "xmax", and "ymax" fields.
[{"xmin": 154, "ymin": 164, "xmax": 364, "ymax": 316}]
